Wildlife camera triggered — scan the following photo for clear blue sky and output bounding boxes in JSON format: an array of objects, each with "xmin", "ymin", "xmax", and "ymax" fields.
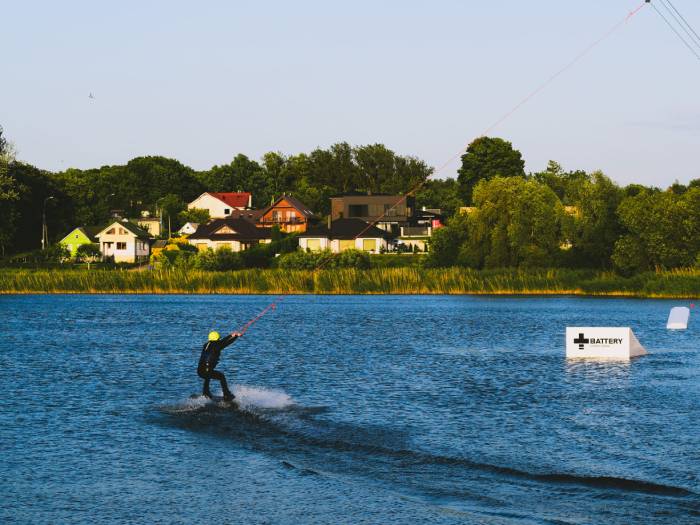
[{"xmin": 3, "ymin": 0, "xmax": 699, "ymax": 186}]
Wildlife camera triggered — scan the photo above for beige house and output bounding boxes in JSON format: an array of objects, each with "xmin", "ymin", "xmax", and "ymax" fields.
[
  {"xmin": 187, "ymin": 218, "xmax": 272, "ymax": 252},
  {"xmin": 298, "ymin": 218, "xmax": 390, "ymax": 254},
  {"xmin": 95, "ymin": 221, "xmax": 151, "ymax": 263},
  {"xmin": 136, "ymin": 217, "xmax": 162, "ymax": 237},
  {"xmin": 330, "ymin": 193, "xmax": 414, "ymax": 235},
  {"xmin": 187, "ymin": 192, "xmax": 252, "ymax": 219}
]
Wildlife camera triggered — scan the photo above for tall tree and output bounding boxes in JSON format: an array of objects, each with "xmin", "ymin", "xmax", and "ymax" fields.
[
  {"xmin": 199, "ymin": 154, "xmax": 272, "ymax": 207},
  {"xmin": 157, "ymin": 194, "xmax": 185, "ymax": 237},
  {"xmin": 430, "ymin": 177, "xmax": 563, "ymax": 268},
  {"xmin": 562, "ymin": 172, "xmax": 623, "ymax": 268},
  {"xmin": 532, "ymin": 160, "xmax": 589, "ymax": 204},
  {"xmin": 612, "ymin": 188, "xmax": 700, "ymax": 273},
  {"xmin": 415, "ymin": 178, "xmax": 462, "ymax": 218},
  {"xmin": 457, "ymin": 137, "xmax": 525, "ymax": 204}
]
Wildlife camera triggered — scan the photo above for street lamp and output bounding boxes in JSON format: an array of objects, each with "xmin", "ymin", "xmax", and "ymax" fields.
[{"xmin": 42, "ymin": 196, "xmax": 55, "ymax": 251}]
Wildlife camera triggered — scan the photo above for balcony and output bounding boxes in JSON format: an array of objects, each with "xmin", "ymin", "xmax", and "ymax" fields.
[
  {"xmin": 259, "ymin": 217, "xmax": 306, "ymax": 225},
  {"xmin": 400, "ymin": 226, "xmax": 432, "ymax": 238}
]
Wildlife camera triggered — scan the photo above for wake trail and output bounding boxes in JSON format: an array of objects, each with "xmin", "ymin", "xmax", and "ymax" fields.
[{"xmin": 156, "ymin": 392, "xmax": 696, "ymax": 499}]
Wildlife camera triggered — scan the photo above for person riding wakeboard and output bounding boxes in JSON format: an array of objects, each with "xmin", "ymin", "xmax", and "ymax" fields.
[{"xmin": 197, "ymin": 330, "xmax": 242, "ymax": 401}]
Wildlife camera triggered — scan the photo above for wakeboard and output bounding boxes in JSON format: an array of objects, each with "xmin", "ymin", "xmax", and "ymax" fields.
[{"xmin": 189, "ymin": 394, "xmax": 239, "ymax": 408}]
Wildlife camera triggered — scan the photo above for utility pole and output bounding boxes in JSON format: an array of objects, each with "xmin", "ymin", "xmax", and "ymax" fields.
[{"xmin": 42, "ymin": 196, "xmax": 55, "ymax": 250}]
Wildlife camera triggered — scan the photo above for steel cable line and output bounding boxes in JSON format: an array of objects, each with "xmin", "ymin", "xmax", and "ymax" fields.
[
  {"xmin": 663, "ymin": 0, "xmax": 700, "ymax": 47},
  {"xmin": 658, "ymin": 0, "xmax": 700, "ymax": 50},
  {"xmin": 235, "ymin": 2, "xmax": 649, "ymax": 334},
  {"xmin": 650, "ymin": 1, "xmax": 700, "ymax": 61}
]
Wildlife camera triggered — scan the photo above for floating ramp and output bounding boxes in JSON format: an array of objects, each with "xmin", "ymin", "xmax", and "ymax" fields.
[{"xmin": 566, "ymin": 327, "xmax": 647, "ymax": 360}]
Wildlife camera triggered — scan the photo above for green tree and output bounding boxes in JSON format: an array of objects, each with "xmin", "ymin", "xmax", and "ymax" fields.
[
  {"xmin": 532, "ymin": 160, "xmax": 589, "ymax": 204},
  {"xmin": 198, "ymin": 154, "xmax": 272, "ymax": 206},
  {"xmin": 0, "ymin": 126, "xmax": 20, "ymax": 255},
  {"xmin": 437, "ymin": 177, "xmax": 563, "ymax": 268},
  {"xmin": 178, "ymin": 207, "xmax": 210, "ymax": 225},
  {"xmin": 613, "ymin": 188, "xmax": 700, "ymax": 272},
  {"xmin": 75, "ymin": 243, "xmax": 101, "ymax": 262},
  {"xmin": 157, "ymin": 194, "xmax": 185, "ymax": 237},
  {"xmin": 415, "ymin": 178, "xmax": 462, "ymax": 218},
  {"xmin": 457, "ymin": 137, "xmax": 525, "ymax": 204},
  {"xmin": 6, "ymin": 162, "xmax": 73, "ymax": 253},
  {"xmin": 425, "ymin": 211, "xmax": 471, "ymax": 267},
  {"xmin": 562, "ymin": 172, "xmax": 623, "ymax": 268}
]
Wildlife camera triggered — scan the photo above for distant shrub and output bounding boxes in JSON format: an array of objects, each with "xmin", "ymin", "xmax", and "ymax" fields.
[
  {"xmin": 45, "ymin": 243, "xmax": 70, "ymax": 263},
  {"xmin": 193, "ymin": 247, "xmax": 242, "ymax": 271},
  {"xmin": 277, "ymin": 249, "xmax": 369, "ymax": 270},
  {"xmin": 75, "ymin": 243, "xmax": 101, "ymax": 262},
  {"xmin": 334, "ymin": 249, "xmax": 370, "ymax": 269}
]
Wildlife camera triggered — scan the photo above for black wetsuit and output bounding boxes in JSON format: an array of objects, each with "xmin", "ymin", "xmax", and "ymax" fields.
[{"xmin": 197, "ymin": 334, "xmax": 238, "ymax": 399}]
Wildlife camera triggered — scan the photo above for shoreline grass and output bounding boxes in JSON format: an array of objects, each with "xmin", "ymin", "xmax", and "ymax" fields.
[{"xmin": 0, "ymin": 267, "xmax": 698, "ymax": 298}]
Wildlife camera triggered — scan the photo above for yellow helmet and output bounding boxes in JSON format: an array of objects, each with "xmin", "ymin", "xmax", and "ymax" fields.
[{"xmin": 208, "ymin": 331, "xmax": 220, "ymax": 341}]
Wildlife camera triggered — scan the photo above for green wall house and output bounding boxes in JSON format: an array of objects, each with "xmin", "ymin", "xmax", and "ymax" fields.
[{"xmin": 59, "ymin": 227, "xmax": 101, "ymax": 258}]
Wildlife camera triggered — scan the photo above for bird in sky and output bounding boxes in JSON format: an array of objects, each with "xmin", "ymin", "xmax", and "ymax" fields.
[{"xmin": 88, "ymin": 93, "xmax": 95, "ymax": 99}]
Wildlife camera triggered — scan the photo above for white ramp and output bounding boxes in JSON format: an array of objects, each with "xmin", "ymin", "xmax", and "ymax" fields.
[
  {"xmin": 666, "ymin": 307, "xmax": 690, "ymax": 330},
  {"xmin": 566, "ymin": 327, "xmax": 647, "ymax": 360}
]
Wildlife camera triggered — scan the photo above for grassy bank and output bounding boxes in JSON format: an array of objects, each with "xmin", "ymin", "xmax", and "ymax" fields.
[{"xmin": 0, "ymin": 267, "xmax": 698, "ymax": 297}]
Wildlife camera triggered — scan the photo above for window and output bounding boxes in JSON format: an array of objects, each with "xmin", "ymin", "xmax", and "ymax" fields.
[
  {"xmin": 338, "ymin": 239, "xmax": 354, "ymax": 251},
  {"xmin": 118, "ymin": 228, "xmax": 127, "ymax": 235},
  {"xmin": 272, "ymin": 210, "xmax": 281, "ymax": 222},
  {"xmin": 307, "ymin": 239, "xmax": 321, "ymax": 251},
  {"xmin": 75, "ymin": 234, "xmax": 79, "ymax": 239},
  {"xmin": 348, "ymin": 204, "xmax": 369, "ymax": 218},
  {"xmin": 106, "ymin": 228, "xmax": 115, "ymax": 235},
  {"xmin": 224, "ymin": 208, "xmax": 231, "ymax": 215},
  {"xmin": 362, "ymin": 239, "xmax": 376, "ymax": 252},
  {"xmin": 116, "ymin": 242, "xmax": 127, "ymax": 250}
]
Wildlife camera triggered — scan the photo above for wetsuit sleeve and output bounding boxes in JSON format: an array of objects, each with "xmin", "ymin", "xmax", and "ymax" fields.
[{"xmin": 218, "ymin": 334, "xmax": 238, "ymax": 350}]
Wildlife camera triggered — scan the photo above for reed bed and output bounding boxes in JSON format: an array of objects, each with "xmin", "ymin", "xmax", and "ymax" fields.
[{"xmin": 0, "ymin": 267, "xmax": 698, "ymax": 297}]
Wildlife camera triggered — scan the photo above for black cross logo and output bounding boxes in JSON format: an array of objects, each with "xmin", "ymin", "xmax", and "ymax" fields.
[{"xmin": 574, "ymin": 333, "xmax": 589, "ymax": 350}]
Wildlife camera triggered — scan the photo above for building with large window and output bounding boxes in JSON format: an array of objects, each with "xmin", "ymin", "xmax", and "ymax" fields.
[
  {"xmin": 330, "ymin": 193, "xmax": 415, "ymax": 235},
  {"xmin": 298, "ymin": 218, "xmax": 390, "ymax": 254}
]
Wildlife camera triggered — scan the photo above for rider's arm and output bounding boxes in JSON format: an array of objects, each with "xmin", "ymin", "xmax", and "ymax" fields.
[{"xmin": 219, "ymin": 332, "xmax": 241, "ymax": 349}]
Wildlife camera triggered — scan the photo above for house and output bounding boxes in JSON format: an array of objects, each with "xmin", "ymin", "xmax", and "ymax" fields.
[
  {"xmin": 178, "ymin": 222, "xmax": 199, "ymax": 236},
  {"xmin": 227, "ymin": 209, "xmax": 264, "ymax": 222},
  {"xmin": 95, "ymin": 220, "xmax": 152, "ymax": 263},
  {"xmin": 187, "ymin": 192, "xmax": 252, "ymax": 219},
  {"xmin": 187, "ymin": 218, "xmax": 272, "ymax": 252},
  {"xmin": 298, "ymin": 218, "xmax": 391, "ymax": 254},
  {"xmin": 59, "ymin": 226, "xmax": 101, "ymax": 257},
  {"xmin": 257, "ymin": 195, "xmax": 315, "ymax": 233},
  {"xmin": 330, "ymin": 193, "xmax": 415, "ymax": 235},
  {"xmin": 398, "ymin": 207, "xmax": 444, "ymax": 252},
  {"xmin": 136, "ymin": 216, "xmax": 162, "ymax": 237}
]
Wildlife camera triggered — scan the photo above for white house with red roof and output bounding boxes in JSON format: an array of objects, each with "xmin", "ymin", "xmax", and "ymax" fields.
[{"xmin": 187, "ymin": 192, "xmax": 252, "ymax": 219}]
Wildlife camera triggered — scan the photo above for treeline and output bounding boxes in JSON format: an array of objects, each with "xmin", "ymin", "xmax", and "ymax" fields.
[
  {"xmin": 2, "ymin": 126, "xmax": 699, "ymax": 274},
  {"xmin": 429, "ymin": 138, "xmax": 700, "ymax": 273},
  {"xmin": 1, "ymin": 126, "xmax": 450, "ymax": 254}
]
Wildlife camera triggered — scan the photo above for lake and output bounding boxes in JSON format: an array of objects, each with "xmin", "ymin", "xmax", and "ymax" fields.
[{"xmin": 1, "ymin": 295, "xmax": 699, "ymax": 524}]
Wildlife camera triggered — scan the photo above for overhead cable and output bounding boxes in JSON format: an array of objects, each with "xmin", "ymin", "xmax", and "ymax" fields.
[
  {"xmin": 651, "ymin": 1, "xmax": 700, "ymax": 61},
  {"xmin": 662, "ymin": 0, "xmax": 700, "ymax": 47}
]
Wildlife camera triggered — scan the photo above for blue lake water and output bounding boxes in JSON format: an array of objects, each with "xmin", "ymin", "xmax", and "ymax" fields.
[{"xmin": 1, "ymin": 294, "xmax": 699, "ymax": 524}]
